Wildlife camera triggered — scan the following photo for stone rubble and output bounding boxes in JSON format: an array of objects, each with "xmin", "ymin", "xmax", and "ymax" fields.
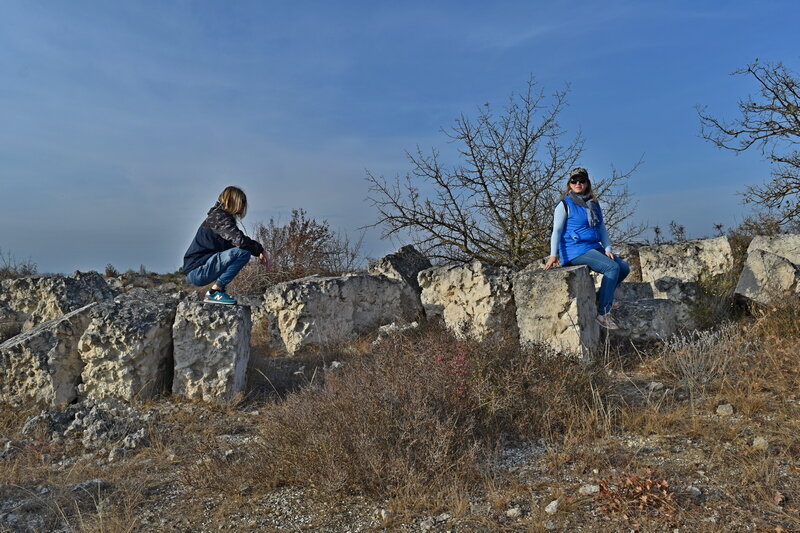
[{"xmin": 0, "ymin": 271, "xmax": 114, "ymax": 342}]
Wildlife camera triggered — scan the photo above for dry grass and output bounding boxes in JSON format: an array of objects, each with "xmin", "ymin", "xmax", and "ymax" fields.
[{"xmin": 185, "ymin": 324, "xmax": 608, "ymax": 512}]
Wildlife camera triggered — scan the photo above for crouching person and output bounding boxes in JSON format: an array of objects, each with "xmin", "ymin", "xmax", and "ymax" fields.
[{"xmin": 182, "ymin": 186, "xmax": 266, "ymax": 305}]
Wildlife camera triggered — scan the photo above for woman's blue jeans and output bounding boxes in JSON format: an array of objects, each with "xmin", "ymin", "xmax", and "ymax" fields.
[
  {"xmin": 186, "ymin": 247, "xmax": 251, "ymax": 291},
  {"xmin": 566, "ymin": 248, "xmax": 630, "ymax": 315}
]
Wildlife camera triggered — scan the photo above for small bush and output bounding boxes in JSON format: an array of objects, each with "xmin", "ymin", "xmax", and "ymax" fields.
[
  {"xmin": 0, "ymin": 248, "xmax": 37, "ymax": 280},
  {"xmin": 229, "ymin": 326, "xmax": 606, "ymax": 504},
  {"xmin": 104, "ymin": 263, "xmax": 120, "ymax": 278},
  {"xmin": 229, "ymin": 209, "xmax": 363, "ymax": 297}
]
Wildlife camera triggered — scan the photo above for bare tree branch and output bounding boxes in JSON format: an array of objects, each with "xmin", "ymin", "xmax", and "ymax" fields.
[{"xmin": 698, "ymin": 60, "xmax": 800, "ymax": 225}]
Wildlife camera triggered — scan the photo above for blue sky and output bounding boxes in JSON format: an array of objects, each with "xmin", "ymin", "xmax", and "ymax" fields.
[{"xmin": 1, "ymin": 1, "xmax": 798, "ymax": 274}]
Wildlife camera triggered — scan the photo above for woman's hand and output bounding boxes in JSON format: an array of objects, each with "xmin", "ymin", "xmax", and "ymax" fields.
[
  {"xmin": 543, "ymin": 256, "xmax": 559, "ymax": 270},
  {"xmin": 605, "ymin": 251, "xmax": 616, "ymax": 260}
]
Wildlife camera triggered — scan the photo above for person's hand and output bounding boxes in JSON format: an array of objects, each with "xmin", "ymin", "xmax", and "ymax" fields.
[
  {"xmin": 259, "ymin": 252, "xmax": 272, "ymax": 271},
  {"xmin": 543, "ymin": 256, "xmax": 559, "ymax": 270},
  {"xmin": 605, "ymin": 251, "xmax": 616, "ymax": 260}
]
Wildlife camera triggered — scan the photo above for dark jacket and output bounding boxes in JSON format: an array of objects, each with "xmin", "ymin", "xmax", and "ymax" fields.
[{"xmin": 182, "ymin": 202, "xmax": 264, "ymax": 274}]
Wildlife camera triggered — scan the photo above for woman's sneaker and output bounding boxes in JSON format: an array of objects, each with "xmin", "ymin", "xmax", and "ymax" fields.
[
  {"xmin": 204, "ymin": 290, "xmax": 237, "ymax": 305},
  {"xmin": 596, "ymin": 313, "xmax": 619, "ymax": 330}
]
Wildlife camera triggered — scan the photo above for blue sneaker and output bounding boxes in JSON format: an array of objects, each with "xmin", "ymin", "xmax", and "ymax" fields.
[{"xmin": 203, "ymin": 290, "xmax": 237, "ymax": 305}]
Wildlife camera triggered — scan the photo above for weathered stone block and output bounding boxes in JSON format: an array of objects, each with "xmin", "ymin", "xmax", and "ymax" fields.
[
  {"xmin": 611, "ymin": 299, "xmax": 678, "ymax": 342},
  {"xmin": 639, "ymin": 237, "xmax": 734, "ymax": 288},
  {"xmin": 78, "ymin": 290, "xmax": 177, "ymax": 402},
  {"xmin": 0, "ymin": 304, "xmax": 96, "ymax": 406},
  {"xmin": 0, "ymin": 271, "xmax": 114, "ymax": 342},
  {"xmin": 512, "ymin": 265, "xmax": 598, "ymax": 359},
  {"xmin": 172, "ymin": 301, "xmax": 251, "ymax": 402},
  {"xmin": 265, "ymin": 273, "xmax": 421, "ymax": 355},
  {"xmin": 368, "ymin": 245, "xmax": 432, "ymax": 294},
  {"xmin": 418, "ymin": 261, "xmax": 517, "ymax": 343},
  {"xmin": 735, "ymin": 249, "xmax": 800, "ymax": 305},
  {"xmin": 652, "ymin": 277, "xmax": 699, "ymax": 330},
  {"xmin": 747, "ymin": 234, "xmax": 800, "ymax": 265},
  {"xmin": 615, "ymin": 282, "xmax": 654, "ymax": 302}
]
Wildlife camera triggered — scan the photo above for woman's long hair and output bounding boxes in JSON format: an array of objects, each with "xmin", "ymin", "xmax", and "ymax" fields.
[{"xmin": 218, "ymin": 186, "xmax": 248, "ymax": 218}]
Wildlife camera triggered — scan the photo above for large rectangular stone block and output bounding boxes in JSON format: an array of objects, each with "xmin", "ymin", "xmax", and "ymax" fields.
[
  {"xmin": 735, "ymin": 248, "xmax": 800, "ymax": 305},
  {"xmin": 0, "ymin": 304, "xmax": 95, "ymax": 406},
  {"xmin": 418, "ymin": 261, "xmax": 518, "ymax": 343},
  {"xmin": 172, "ymin": 301, "xmax": 251, "ymax": 403},
  {"xmin": 639, "ymin": 237, "xmax": 734, "ymax": 288},
  {"xmin": 77, "ymin": 290, "xmax": 177, "ymax": 402},
  {"xmin": 747, "ymin": 234, "xmax": 800, "ymax": 265},
  {"xmin": 265, "ymin": 273, "xmax": 421, "ymax": 355},
  {"xmin": 512, "ymin": 265, "xmax": 599, "ymax": 359}
]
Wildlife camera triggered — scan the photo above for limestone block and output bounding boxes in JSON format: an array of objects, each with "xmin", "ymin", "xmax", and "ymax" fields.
[
  {"xmin": 512, "ymin": 265, "xmax": 599, "ymax": 359},
  {"xmin": 368, "ymin": 245, "xmax": 432, "ymax": 293},
  {"xmin": 735, "ymin": 249, "xmax": 800, "ymax": 305},
  {"xmin": 78, "ymin": 290, "xmax": 177, "ymax": 402},
  {"xmin": 172, "ymin": 301, "xmax": 251, "ymax": 402},
  {"xmin": 747, "ymin": 234, "xmax": 800, "ymax": 264},
  {"xmin": 0, "ymin": 304, "xmax": 96, "ymax": 406},
  {"xmin": 615, "ymin": 282, "xmax": 654, "ymax": 302},
  {"xmin": 0, "ymin": 271, "xmax": 114, "ymax": 341},
  {"xmin": 265, "ymin": 273, "xmax": 421, "ymax": 355},
  {"xmin": 418, "ymin": 261, "xmax": 517, "ymax": 343},
  {"xmin": 611, "ymin": 299, "xmax": 678, "ymax": 342},
  {"xmin": 652, "ymin": 277, "xmax": 699, "ymax": 330},
  {"xmin": 639, "ymin": 237, "xmax": 734, "ymax": 288}
]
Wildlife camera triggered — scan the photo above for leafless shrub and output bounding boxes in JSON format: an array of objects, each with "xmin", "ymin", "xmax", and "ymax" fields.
[
  {"xmin": 229, "ymin": 208, "xmax": 364, "ymax": 297},
  {"xmin": 207, "ymin": 326, "xmax": 607, "ymax": 506},
  {"xmin": 0, "ymin": 247, "xmax": 37, "ymax": 280},
  {"xmin": 658, "ymin": 324, "xmax": 743, "ymax": 409}
]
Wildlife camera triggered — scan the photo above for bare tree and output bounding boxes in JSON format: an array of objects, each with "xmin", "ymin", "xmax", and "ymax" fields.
[
  {"xmin": 367, "ymin": 78, "xmax": 641, "ymax": 269},
  {"xmin": 698, "ymin": 61, "xmax": 800, "ymax": 225}
]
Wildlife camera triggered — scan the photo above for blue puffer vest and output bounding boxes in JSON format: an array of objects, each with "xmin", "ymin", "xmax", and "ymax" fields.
[{"xmin": 558, "ymin": 195, "xmax": 604, "ymax": 265}]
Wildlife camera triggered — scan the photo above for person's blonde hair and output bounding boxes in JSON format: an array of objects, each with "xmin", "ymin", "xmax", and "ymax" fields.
[{"xmin": 218, "ymin": 186, "xmax": 248, "ymax": 217}]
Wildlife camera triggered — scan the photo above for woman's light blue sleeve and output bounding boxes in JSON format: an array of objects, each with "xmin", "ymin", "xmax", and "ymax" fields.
[
  {"xmin": 549, "ymin": 203, "xmax": 566, "ymax": 257},
  {"xmin": 597, "ymin": 221, "xmax": 613, "ymax": 253}
]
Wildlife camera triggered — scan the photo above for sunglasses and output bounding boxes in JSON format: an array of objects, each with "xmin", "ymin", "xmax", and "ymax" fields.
[{"xmin": 569, "ymin": 177, "xmax": 588, "ymax": 184}]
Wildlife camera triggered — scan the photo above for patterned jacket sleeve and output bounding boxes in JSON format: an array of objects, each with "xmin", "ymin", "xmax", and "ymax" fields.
[{"xmin": 207, "ymin": 209, "xmax": 264, "ymax": 256}]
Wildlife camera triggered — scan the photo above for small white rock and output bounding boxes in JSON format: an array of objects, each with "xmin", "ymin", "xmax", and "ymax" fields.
[
  {"xmin": 435, "ymin": 513, "xmax": 451, "ymax": 523},
  {"xmin": 687, "ymin": 485, "xmax": 702, "ymax": 499},
  {"xmin": 505, "ymin": 506, "xmax": 522, "ymax": 518},
  {"xmin": 579, "ymin": 484, "xmax": 600, "ymax": 495},
  {"xmin": 544, "ymin": 498, "xmax": 560, "ymax": 514},
  {"xmin": 646, "ymin": 381, "xmax": 664, "ymax": 392},
  {"xmin": 420, "ymin": 518, "xmax": 435, "ymax": 531},
  {"xmin": 716, "ymin": 403, "xmax": 734, "ymax": 416},
  {"xmin": 752, "ymin": 436, "xmax": 768, "ymax": 450}
]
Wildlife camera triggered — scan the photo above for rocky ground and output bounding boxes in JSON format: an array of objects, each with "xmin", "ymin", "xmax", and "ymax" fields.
[{"xmin": 2, "ymin": 316, "xmax": 799, "ymax": 533}]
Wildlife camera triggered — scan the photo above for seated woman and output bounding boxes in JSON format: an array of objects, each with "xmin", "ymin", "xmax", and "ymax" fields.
[{"xmin": 543, "ymin": 168, "xmax": 630, "ymax": 329}]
